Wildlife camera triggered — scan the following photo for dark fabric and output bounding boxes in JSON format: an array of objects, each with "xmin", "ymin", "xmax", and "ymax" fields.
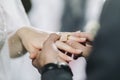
[
  {"xmin": 60, "ymin": 0, "xmax": 86, "ymax": 32},
  {"xmin": 21, "ymin": 0, "xmax": 32, "ymax": 13},
  {"xmin": 39, "ymin": 63, "xmax": 73, "ymax": 76},
  {"xmin": 87, "ymin": 0, "xmax": 120, "ymax": 80},
  {"xmin": 41, "ymin": 68, "xmax": 73, "ymax": 80}
]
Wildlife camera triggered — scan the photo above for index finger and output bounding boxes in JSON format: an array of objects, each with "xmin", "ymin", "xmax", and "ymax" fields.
[
  {"xmin": 44, "ymin": 33, "xmax": 60, "ymax": 46},
  {"xmin": 72, "ymin": 32, "xmax": 94, "ymax": 41}
]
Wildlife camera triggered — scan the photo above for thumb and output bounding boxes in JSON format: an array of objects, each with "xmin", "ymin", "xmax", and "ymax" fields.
[
  {"xmin": 29, "ymin": 53, "xmax": 37, "ymax": 60},
  {"xmin": 44, "ymin": 33, "xmax": 60, "ymax": 45}
]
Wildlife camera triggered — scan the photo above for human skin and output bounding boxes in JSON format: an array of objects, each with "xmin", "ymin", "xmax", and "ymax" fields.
[
  {"xmin": 31, "ymin": 32, "xmax": 93, "ymax": 69},
  {"xmin": 31, "ymin": 32, "xmax": 93, "ymax": 68},
  {"xmin": 8, "ymin": 27, "xmax": 85, "ymax": 58}
]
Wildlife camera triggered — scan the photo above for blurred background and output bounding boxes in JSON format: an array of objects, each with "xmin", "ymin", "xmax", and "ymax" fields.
[{"xmin": 21, "ymin": 0, "xmax": 104, "ymax": 32}]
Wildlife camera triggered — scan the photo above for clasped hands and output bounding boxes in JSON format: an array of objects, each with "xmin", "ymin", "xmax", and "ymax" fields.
[
  {"xmin": 29, "ymin": 31, "xmax": 93, "ymax": 69},
  {"xmin": 9, "ymin": 26, "xmax": 93, "ymax": 69}
]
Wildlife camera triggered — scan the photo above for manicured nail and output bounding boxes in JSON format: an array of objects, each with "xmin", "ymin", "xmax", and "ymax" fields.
[{"xmin": 80, "ymin": 38, "xmax": 86, "ymax": 41}]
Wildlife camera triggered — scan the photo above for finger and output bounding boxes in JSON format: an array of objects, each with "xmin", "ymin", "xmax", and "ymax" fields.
[
  {"xmin": 28, "ymin": 46, "xmax": 40, "ymax": 55},
  {"xmin": 67, "ymin": 40, "xmax": 92, "ymax": 57},
  {"xmin": 83, "ymin": 46, "xmax": 92, "ymax": 57},
  {"xmin": 72, "ymin": 32, "xmax": 93, "ymax": 41},
  {"xmin": 66, "ymin": 40, "xmax": 86, "ymax": 50},
  {"xmin": 59, "ymin": 32, "xmax": 72, "ymax": 41},
  {"xmin": 46, "ymin": 33, "xmax": 60, "ymax": 43},
  {"xmin": 55, "ymin": 41, "xmax": 82, "ymax": 54},
  {"xmin": 68, "ymin": 36, "xmax": 87, "ymax": 42},
  {"xmin": 59, "ymin": 32, "xmax": 87, "ymax": 42},
  {"xmin": 42, "ymin": 33, "xmax": 59, "ymax": 50},
  {"xmin": 58, "ymin": 51, "xmax": 73, "ymax": 62},
  {"xmin": 29, "ymin": 53, "xmax": 38, "ymax": 60}
]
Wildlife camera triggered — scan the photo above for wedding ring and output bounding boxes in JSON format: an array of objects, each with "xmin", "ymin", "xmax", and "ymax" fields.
[
  {"xmin": 59, "ymin": 33, "xmax": 71, "ymax": 42},
  {"xmin": 67, "ymin": 34, "xmax": 70, "ymax": 41}
]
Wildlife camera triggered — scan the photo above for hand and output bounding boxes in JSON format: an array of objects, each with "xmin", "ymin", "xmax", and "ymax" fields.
[
  {"xmin": 17, "ymin": 27, "xmax": 83, "ymax": 55},
  {"xmin": 66, "ymin": 32, "xmax": 93, "ymax": 58},
  {"xmin": 9, "ymin": 27, "xmax": 91, "ymax": 58},
  {"xmin": 17, "ymin": 27, "xmax": 49, "ymax": 54},
  {"xmin": 59, "ymin": 32, "xmax": 88, "ymax": 42},
  {"xmin": 32, "ymin": 33, "xmax": 72, "ymax": 69},
  {"xmin": 30, "ymin": 32, "xmax": 93, "ymax": 60},
  {"xmin": 54, "ymin": 32, "xmax": 91, "ymax": 55},
  {"xmin": 30, "ymin": 32, "xmax": 84, "ymax": 60}
]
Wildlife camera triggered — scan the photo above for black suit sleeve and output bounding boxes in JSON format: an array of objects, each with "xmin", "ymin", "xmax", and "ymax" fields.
[
  {"xmin": 41, "ymin": 68, "xmax": 73, "ymax": 80},
  {"xmin": 87, "ymin": 0, "xmax": 120, "ymax": 80}
]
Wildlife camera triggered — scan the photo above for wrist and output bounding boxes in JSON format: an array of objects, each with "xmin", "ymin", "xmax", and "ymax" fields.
[
  {"xmin": 16, "ymin": 26, "xmax": 30, "ymax": 39},
  {"xmin": 8, "ymin": 31, "xmax": 27, "ymax": 58}
]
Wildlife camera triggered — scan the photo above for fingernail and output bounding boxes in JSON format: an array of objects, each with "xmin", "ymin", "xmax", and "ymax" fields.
[{"xmin": 80, "ymin": 38, "xmax": 86, "ymax": 41}]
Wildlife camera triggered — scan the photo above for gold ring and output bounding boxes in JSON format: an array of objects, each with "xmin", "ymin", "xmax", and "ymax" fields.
[
  {"xmin": 67, "ymin": 35, "xmax": 70, "ymax": 41},
  {"xmin": 59, "ymin": 33, "xmax": 71, "ymax": 41}
]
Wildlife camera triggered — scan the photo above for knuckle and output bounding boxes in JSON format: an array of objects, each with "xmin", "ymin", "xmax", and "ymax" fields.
[
  {"xmin": 48, "ymin": 33, "xmax": 60, "ymax": 41},
  {"xmin": 49, "ymin": 33, "xmax": 58, "ymax": 37}
]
